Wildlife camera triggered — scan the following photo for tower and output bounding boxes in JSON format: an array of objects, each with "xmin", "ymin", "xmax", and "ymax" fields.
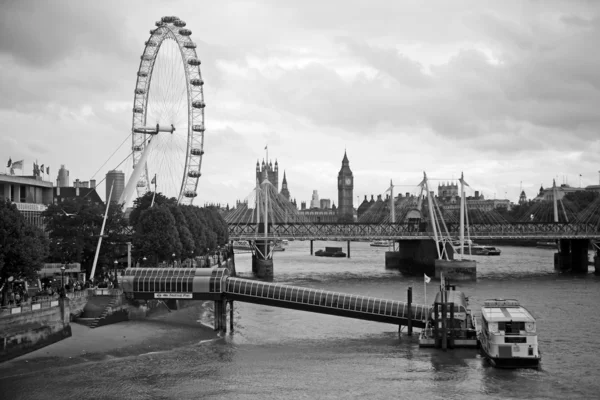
[
  {"xmin": 256, "ymin": 159, "xmax": 279, "ymax": 190},
  {"xmin": 56, "ymin": 165, "xmax": 69, "ymax": 187},
  {"xmin": 519, "ymin": 190, "xmax": 527, "ymax": 205},
  {"xmin": 280, "ymin": 170, "xmax": 290, "ymax": 201},
  {"xmin": 105, "ymin": 170, "xmax": 125, "ymax": 203},
  {"xmin": 337, "ymin": 151, "xmax": 354, "ymax": 222}
]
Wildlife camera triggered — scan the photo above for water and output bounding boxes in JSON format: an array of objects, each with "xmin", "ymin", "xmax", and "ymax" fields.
[{"xmin": 2, "ymin": 242, "xmax": 600, "ymax": 399}]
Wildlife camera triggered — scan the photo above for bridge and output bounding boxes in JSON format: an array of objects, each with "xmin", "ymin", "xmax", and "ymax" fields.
[
  {"xmin": 228, "ymin": 222, "xmax": 600, "ymax": 241},
  {"xmin": 120, "ymin": 267, "xmax": 429, "ymax": 331}
]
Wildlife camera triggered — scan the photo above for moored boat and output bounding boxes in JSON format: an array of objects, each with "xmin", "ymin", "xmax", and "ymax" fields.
[
  {"xmin": 315, "ymin": 247, "xmax": 346, "ymax": 257},
  {"xmin": 478, "ymin": 299, "xmax": 541, "ymax": 369},
  {"xmin": 370, "ymin": 240, "xmax": 391, "ymax": 247},
  {"xmin": 419, "ymin": 285, "xmax": 478, "ymax": 348},
  {"xmin": 461, "ymin": 245, "xmax": 501, "ymax": 256},
  {"xmin": 232, "ymin": 240, "xmax": 253, "ymax": 251}
]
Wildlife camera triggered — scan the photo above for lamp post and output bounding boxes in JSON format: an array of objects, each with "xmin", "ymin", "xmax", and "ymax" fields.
[
  {"xmin": 113, "ymin": 260, "xmax": 118, "ymax": 288},
  {"xmin": 217, "ymin": 246, "xmax": 221, "ymax": 264},
  {"xmin": 60, "ymin": 266, "xmax": 66, "ymax": 297},
  {"xmin": 142, "ymin": 256, "xmax": 147, "ymax": 267},
  {"xmin": 172, "ymin": 253, "xmax": 176, "ymax": 268}
]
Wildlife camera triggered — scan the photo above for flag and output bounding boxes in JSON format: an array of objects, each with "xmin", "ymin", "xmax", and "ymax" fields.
[
  {"xmin": 6, "ymin": 158, "xmax": 11, "ymax": 168},
  {"xmin": 11, "ymin": 160, "xmax": 23, "ymax": 170},
  {"xmin": 40, "ymin": 164, "xmax": 44, "ymax": 173},
  {"xmin": 151, "ymin": 174, "xmax": 156, "ymax": 185},
  {"xmin": 46, "ymin": 166, "xmax": 50, "ymax": 175},
  {"xmin": 424, "ymin": 274, "xmax": 431, "ymax": 283}
]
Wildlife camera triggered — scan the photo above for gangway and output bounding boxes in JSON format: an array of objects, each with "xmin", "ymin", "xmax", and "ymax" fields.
[{"xmin": 120, "ymin": 267, "xmax": 428, "ymax": 329}]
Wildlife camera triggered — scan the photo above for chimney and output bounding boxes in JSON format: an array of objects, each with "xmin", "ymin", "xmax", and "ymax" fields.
[{"xmin": 90, "ymin": 179, "xmax": 96, "ymax": 189}]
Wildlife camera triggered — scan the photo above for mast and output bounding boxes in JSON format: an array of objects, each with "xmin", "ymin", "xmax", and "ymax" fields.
[
  {"xmin": 390, "ymin": 179, "xmax": 395, "ymax": 223},
  {"xmin": 459, "ymin": 172, "xmax": 465, "ymax": 261},
  {"xmin": 424, "ymin": 172, "xmax": 441, "ymax": 259},
  {"xmin": 90, "ymin": 182, "xmax": 114, "ymax": 281}
]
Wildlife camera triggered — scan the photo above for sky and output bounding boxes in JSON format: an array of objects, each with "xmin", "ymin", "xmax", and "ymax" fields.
[{"xmin": 1, "ymin": 0, "xmax": 599, "ymax": 209}]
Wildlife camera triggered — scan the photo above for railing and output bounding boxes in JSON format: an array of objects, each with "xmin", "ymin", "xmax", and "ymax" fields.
[
  {"xmin": 228, "ymin": 222, "xmax": 600, "ymax": 240},
  {"xmin": 0, "ymin": 297, "xmax": 60, "ymax": 317},
  {"xmin": 91, "ymin": 288, "xmax": 123, "ymax": 296}
]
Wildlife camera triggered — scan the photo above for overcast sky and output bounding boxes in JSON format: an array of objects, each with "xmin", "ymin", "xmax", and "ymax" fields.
[{"xmin": 1, "ymin": 0, "xmax": 599, "ymax": 208}]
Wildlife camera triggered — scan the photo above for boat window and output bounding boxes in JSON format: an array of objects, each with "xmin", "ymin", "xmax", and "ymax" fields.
[{"xmin": 504, "ymin": 321, "xmax": 524, "ymax": 334}]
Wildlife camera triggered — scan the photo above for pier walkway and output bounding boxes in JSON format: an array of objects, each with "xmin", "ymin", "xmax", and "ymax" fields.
[{"xmin": 121, "ymin": 268, "xmax": 428, "ymax": 328}]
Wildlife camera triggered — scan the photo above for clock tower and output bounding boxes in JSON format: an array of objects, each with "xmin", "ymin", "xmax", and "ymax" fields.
[{"xmin": 337, "ymin": 151, "xmax": 354, "ymax": 222}]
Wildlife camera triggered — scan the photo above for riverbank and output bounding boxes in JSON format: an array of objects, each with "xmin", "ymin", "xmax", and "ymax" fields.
[{"xmin": 0, "ymin": 301, "xmax": 218, "ymax": 379}]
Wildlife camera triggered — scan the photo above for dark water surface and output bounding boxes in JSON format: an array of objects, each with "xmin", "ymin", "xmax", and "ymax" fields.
[{"xmin": 2, "ymin": 242, "xmax": 600, "ymax": 399}]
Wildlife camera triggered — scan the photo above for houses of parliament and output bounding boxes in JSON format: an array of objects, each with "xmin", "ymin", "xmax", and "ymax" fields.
[{"xmin": 253, "ymin": 152, "xmax": 354, "ymax": 223}]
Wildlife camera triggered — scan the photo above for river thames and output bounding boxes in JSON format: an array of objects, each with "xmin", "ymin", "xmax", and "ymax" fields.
[{"xmin": 1, "ymin": 241, "xmax": 599, "ymax": 399}]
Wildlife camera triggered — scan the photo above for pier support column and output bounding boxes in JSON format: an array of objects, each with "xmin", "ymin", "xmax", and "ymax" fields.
[
  {"xmin": 310, "ymin": 240, "xmax": 313, "ymax": 255},
  {"xmin": 571, "ymin": 239, "xmax": 589, "ymax": 273},
  {"xmin": 595, "ymin": 249, "xmax": 600, "ymax": 275},
  {"xmin": 347, "ymin": 241, "xmax": 351, "ymax": 259},
  {"xmin": 555, "ymin": 239, "xmax": 572, "ymax": 271},
  {"xmin": 407, "ymin": 287, "xmax": 412, "ymax": 336},
  {"xmin": 253, "ymin": 222, "xmax": 274, "ymax": 280},
  {"xmin": 229, "ymin": 301, "xmax": 234, "ymax": 332}
]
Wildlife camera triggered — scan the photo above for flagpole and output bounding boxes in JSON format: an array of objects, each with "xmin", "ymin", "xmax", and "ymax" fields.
[{"xmin": 424, "ymin": 277, "xmax": 426, "ymax": 305}]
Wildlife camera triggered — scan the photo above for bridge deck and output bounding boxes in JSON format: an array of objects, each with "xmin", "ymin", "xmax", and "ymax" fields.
[{"xmin": 225, "ymin": 278, "xmax": 428, "ymax": 328}]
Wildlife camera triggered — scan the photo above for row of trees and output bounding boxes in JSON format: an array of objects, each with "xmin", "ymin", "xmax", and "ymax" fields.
[{"xmin": 0, "ymin": 192, "xmax": 229, "ymax": 302}]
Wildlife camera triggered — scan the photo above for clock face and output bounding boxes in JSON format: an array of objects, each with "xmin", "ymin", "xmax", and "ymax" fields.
[{"xmin": 345, "ymin": 178, "xmax": 352, "ymax": 185}]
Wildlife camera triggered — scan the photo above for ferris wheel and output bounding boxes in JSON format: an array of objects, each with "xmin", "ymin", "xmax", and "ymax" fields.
[{"xmin": 127, "ymin": 15, "xmax": 205, "ymax": 206}]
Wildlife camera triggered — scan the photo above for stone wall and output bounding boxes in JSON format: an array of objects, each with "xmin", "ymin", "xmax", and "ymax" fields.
[{"xmin": 0, "ymin": 298, "xmax": 71, "ymax": 362}]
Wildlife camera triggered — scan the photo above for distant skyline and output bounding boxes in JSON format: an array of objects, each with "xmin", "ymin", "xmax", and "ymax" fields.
[{"xmin": 1, "ymin": 1, "xmax": 599, "ymax": 208}]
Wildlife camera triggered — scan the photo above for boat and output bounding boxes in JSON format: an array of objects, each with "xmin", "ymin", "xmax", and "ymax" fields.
[
  {"xmin": 478, "ymin": 299, "xmax": 541, "ymax": 369},
  {"xmin": 370, "ymin": 240, "xmax": 391, "ymax": 247},
  {"xmin": 273, "ymin": 243, "xmax": 285, "ymax": 252},
  {"xmin": 460, "ymin": 245, "xmax": 501, "ymax": 256},
  {"xmin": 315, "ymin": 247, "xmax": 346, "ymax": 257},
  {"xmin": 536, "ymin": 241, "xmax": 557, "ymax": 248},
  {"xmin": 232, "ymin": 240, "xmax": 253, "ymax": 251},
  {"xmin": 419, "ymin": 285, "xmax": 478, "ymax": 348}
]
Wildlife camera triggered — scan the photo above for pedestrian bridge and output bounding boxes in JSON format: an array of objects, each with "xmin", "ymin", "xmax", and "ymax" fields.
[{"xmin": 120, "ymin": 267, "xmax": 428, "ymax": 328}]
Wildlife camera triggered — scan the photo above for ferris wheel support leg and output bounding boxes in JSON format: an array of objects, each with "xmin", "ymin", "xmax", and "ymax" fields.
[{"xmin": 120, "ymin": 137, "xmax": 158, "ymax": 207}]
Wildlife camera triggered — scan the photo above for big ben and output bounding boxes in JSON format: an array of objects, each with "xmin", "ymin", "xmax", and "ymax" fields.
[{"xmin": 337, "ymin": 151, "xmax": 354, "ymax": 222}]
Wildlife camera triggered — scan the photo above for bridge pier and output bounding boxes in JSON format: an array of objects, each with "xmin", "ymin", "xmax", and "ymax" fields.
[
  {"xmin": 252, "ymin": 223, "xmax": 274, "ymax": 280},
  {"xmin": 347, "ymin": 240, "xmax": 351, "ymax": 259},
  {"xmin": 385, "ymin": 240, "xmax": 476, "ymax": 280},
  {"xmin": 310, "ymin": 240, "xmax": 313, "ymax": 256},
  {"xmin": 555, "ymin": 239, "xmax": 589, "ymax": 273}
]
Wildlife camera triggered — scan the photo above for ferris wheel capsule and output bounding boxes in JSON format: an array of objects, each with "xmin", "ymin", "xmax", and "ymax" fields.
[
  {"xmin": 183, "ymin": 190, "xmax": 198, "ymax": 198},
  {"xmin": 133, "ymin": 107, "xmax": 143, "ymax": 113},
  {"xmin": 179, "ymin": 29, "xmax": 192, "ymax": 36},
  {"xmin": 188, "ymin": 171, "xmax": 202, "ymax": 178},
  {"xmin": 174, "ymin": 20, "xmax": 186, "ymax": 27},
  {"xmin": 190, "ymin": 148, "xmax": 204, "ymax": 156},
  {"xmin": 190, "ymin": 79, "xmax": 204, "ymax": 86},
  {"xmin": 161, "ymin": 16, "xmax": 178, "ymax": 23},
  {"xmin": 135, "ymin": 88, "xmax": 146, "ymax": 95},
  {"xmin": 132, "ymin": 145, "xmax": 143, "ymax": 151},
  {"xmin": 141, "ymin": 54, "xmax": 153, "ymax": 61},
  {"xmin": 184, "ymin": 42, "xmax": 196, "ymax": 49},
  {"xmin": 192, "ymin": 100, "xmax": 205, "ymax": 109},
  {"xmin": 155, "ymin": 21, "xmax": 164, "ymax": 27},
  {"xmin": 188, "ymin": 58, "xmax": 201, "ymax": 66},
  {"xmin": 192, "ymin": 124, "xmax": 205, "ymax": 132},
  {"xmin": 145, "ymin": 40, "xmax": 157, "ymax": 47},
  {"xmin": 138, "ymin": 71, "xmax": 148, "ymax": 77},
  {"xmin": 136, "ymin": 181, "xmax": 146, "ymax": 188}
]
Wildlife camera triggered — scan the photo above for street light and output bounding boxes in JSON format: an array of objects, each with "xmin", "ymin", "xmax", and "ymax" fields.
[
  {"xmin": 113, "ymin": 260, "xmax": 118, "ymax": 288},
  {"xmin": 60, "ymin": 266, "xmax": 66, "ymax": 297},
  {"xmin": 172, "ymin": 253, "xmax": 176, "ymax": 268},
  {"xmin": 142, "ymin": 256, "xmax": 147, "ymax": 266}
]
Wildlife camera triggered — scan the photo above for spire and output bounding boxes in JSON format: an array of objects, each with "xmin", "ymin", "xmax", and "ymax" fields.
[
  {"xmin": 342, "ymin": 150, "xmax": 349, "ymax": 165},
  {"xmin": 282, "ymin": 170, "xmax": 287, "ymax": 183}
]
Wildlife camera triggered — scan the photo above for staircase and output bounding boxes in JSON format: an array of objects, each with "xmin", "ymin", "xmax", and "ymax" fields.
[{"xmin": 76, "ymin": 294, "xmax": 122, "ymax": 329}]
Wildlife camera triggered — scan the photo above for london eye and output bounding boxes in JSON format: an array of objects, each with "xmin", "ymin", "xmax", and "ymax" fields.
[{"xmin": 127, "ymin": 15, "xmax": 205, "ymax": 206}]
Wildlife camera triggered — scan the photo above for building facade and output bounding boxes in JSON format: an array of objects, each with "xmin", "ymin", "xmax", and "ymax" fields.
[
  {"xmin": 106, "ymin": 170, "xmax": 125, "ymax": 203},
  {"xmin": 337, "ymin": 151, "xmax": 354, "ymax": 222},
  {"xmin": 1, "ymin": 174, "xmax": 53, "ymax": 229}
]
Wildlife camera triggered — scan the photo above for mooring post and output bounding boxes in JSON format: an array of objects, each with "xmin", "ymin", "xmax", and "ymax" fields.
[
  {"xmin": 434, "ymin": 302, "xmax": 439, "ymax": 348},
  {"xmin": 222, "ymin": 300, "xmax": 227, "ymax": 333},
  {"xmin": 407, "ymin": 286, "xmax": 412, "ymax": 336},
  {"xmin": 449, "ymin": 302, "xmax": 454, "ymax": 349},
  {"xmin": 213, "ymin": 301, "xmax": 219, "ymax": 331},
  {"xmin": 347, "ymin": 240, "xmax": 351, "ymax": 258},
  {"xmin": 441, "ymin": 301, "xmax": 447, "ymax": 351},
  {"xmin": 229, "ymin": 300, "xmax": 234, "ymax": 332},
  {"xmin": 310, "ymin": 240, "xmax": 313, "ymax": 255}
]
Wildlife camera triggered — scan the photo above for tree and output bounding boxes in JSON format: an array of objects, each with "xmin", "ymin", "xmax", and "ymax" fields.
[
  {"xmin": 43, "ymin": 197, "xmax": 129, "ymax": 277},
  {"xmin": 132, "ymin": 205, "xmax": 181, "ymax": 265},
  {"xmin": 0, "ymin": 199, "xmax": 49, "ymax": 305},
  {"xmin": 168, "ymin": 204, "xmax": 195, "ymax": 259},
  {"xmin": 129, "ymin": 192, "xmax": 176, "ymax": 227}
]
